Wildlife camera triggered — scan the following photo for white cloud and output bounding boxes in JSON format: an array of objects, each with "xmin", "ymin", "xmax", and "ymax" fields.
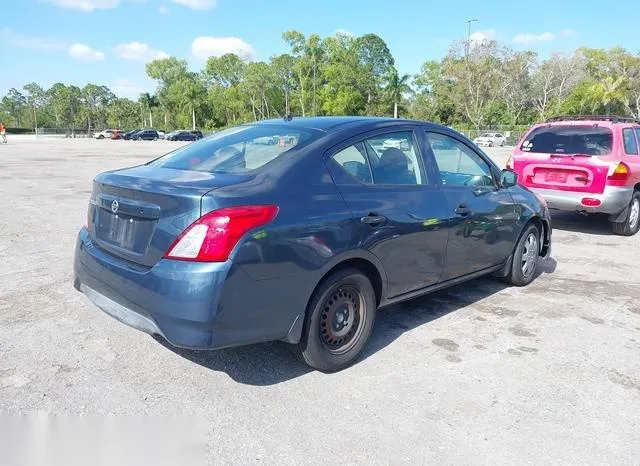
[
  {"xmin": 68, "ymin": 43, "xmax": 105, "ymax": 61},
  {"xmin": 1, "ymin": 28, "xmax": 68, "ymax": 51},
  {"xmin": 469, "ymin": 29, "xmax": 496, "ymax": 48},
  {"xmin": 115, "ymin": 41, "xmax": 169, "ymax": 62},
  {"xmin": 335, "ymin": 29, "xmax": 355, "ymax": 37},
  {"xmin": 111, "ymin": 79, "xmax": 147, "ymax": 98},
  {"xmin": 513, "ymin": 32, "xmax": 556, "ymax": 44},
  {"xmin": 170, "ymin": 0, "xmax": 216, "ymax": 9},
  {"xmin": 43, "ymin": 0, "xmax": 121, "ymax": 11},
  {"xmin": 158, "ymin": 5, "xmax": 169, "ymax": 13},
  {"xmin": 561, "ymin": 29, "xmax": 576, "ymax": 36},
  {"xmin": 191, "ymin": 36, "xmax": 255, "ymax": 61}
]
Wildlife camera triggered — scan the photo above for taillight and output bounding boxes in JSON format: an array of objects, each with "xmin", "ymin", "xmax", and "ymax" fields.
[
  {"xmin": 608, "ymin": 162, "xmax": 630, "ymax": 182},
  {"xmin": 164, "ymin": 205, "xmax": 279, "ymax": 262},
  {"xmin": 506, "ymin": 155, "xmax": 514, "ymax": 169}
]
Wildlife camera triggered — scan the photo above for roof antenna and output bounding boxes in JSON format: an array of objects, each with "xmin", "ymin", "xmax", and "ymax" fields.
[{"xmin": 284, "ymin": 114, "xmax": 293, "ymax": 122}]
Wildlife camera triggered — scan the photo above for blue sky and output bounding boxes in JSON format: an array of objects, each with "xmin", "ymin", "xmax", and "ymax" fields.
[{"xmin": 1, "ymin": 0, "xmax": 639, "ymax": 99}]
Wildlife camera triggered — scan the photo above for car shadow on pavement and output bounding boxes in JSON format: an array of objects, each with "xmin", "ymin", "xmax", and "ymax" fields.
[
  {"xmin": 550, "ymin": 211, "xmax": 616, "ymax": 236},
  {"xmin": 157, "ymin": 259, "xmax": 557, "ymax": 386}
]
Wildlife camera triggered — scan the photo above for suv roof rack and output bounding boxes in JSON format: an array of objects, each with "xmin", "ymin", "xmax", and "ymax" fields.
[{"xmin": 545, "ymin": 115, "xmax": 640, "ymax": 124}]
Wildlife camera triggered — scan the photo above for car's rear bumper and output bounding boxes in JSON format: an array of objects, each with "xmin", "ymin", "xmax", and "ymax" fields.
[
  {"xmin": 528, "ymin": 186, "xmax": 633, "ymax": 215},
  {"xmin": 73, "ymin": 228, "xmax": 297, "ymax": 350}
]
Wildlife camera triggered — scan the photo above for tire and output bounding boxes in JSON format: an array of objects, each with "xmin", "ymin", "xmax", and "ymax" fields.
[
  {"xmin": 98, "ymin": 135, "xmax": 104, "ymax": 139},
  {"xmin": 612, "ymin": 191, "xmax": 640, "ymax": 236},
  {"xmin": 294, "ymin": 268, "xmax": 376, "ymax": 372},
  {"xmin": 488, "ymin": 141, "xmax": 494, "ymax": 147},
  {"xmin": 503, "ymin": 223, "xmax": 540, "ymax": 287},
  {"xmin": 153, "ymin": 137, "xmax": 158, "ymax": 141}
]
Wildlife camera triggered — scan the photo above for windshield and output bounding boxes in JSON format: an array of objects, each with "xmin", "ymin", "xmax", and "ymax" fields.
[
  {"xmin": 521, "ymin": 125, "xmax": 613, "ymax": 155},
  {"xmin": 150, "ymin": 124, "xmax": 319, "ymax": 173}
]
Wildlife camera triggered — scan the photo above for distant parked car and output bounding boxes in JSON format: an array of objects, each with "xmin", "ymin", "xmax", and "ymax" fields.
[
  {"xmin": 110, "ymin": 130, "xmax": 124, "ymax": 140},
  {"xmin": 474, "ymin": 132, "xmax": 507, "ymax": 147},
  {"xmin": 158, "ymin": 131, "xmax": 166, "ymax": 140},
  {"xmin": 73, "ymin": 116, "xmax": 552, "ymax": 372},
  {"xmin": 123, "ymin": 130, "xmax": 141, "ymax": 140},
  {"xmin": 191, "ymin": 130, "xmax": 204, "ymax": 140},
  {"xmin": 166, "ymin": 130, "xmax": 197, "ymax": 142},
  {"xmin": 132, "ymin": 130, "xmax": 161, "ymax": 141},
  {"xmin": 382, "ymin": 137, "xmax": 410, "ymax": 151},
  {"xmin": 94, "ymin": 129, "xmax": 115, "ymax": 140},
  {"xmin": 509, "ymin": 115, "xmax": 640, "ymax": 236},
  {"xmin": 252, "ymin": 135, "xmax": 277, "ymax": 145}
]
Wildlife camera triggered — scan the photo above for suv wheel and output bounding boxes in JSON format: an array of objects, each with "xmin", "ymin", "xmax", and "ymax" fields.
[
  {"xmin": 503, "ymin": 223, "xmax": 540, "ymax": 287},
  {"xmin": 294, "ymin": 268, "xmax": 376, "ymax": 372},
  {"xmin": 613, "ymin": 191, "xmax": 640, "ymax": 236}
]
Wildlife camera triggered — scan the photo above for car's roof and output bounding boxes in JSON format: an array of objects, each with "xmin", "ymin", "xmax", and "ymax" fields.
[{"xmin": 249, "ymin": 116, "xmax": 437, "ymax": 132}]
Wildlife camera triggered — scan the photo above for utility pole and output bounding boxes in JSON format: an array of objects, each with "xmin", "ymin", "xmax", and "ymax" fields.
[{"xmin": 466, "ymin": 18, "xmax": 478, "ymax": 57}]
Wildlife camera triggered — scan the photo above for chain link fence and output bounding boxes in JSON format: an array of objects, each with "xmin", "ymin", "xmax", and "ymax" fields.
[{"xmin": 454, "ymin": 125, "xmax": 531, "ymax": 146}]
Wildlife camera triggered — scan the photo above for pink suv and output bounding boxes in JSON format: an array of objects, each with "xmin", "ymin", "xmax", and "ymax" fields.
[{"xmin": 508, "ymin": 116, "xmax": 640, "ymax": 236}]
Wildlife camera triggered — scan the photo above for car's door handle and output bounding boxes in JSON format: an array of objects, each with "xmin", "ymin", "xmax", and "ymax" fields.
[
  {"xmin": 361, "ymin": 214, "xmax": 387, "ymax": 225},
  {"xmin": 455, "ymin": 204, "xmax": 471, "ymax": 216}
]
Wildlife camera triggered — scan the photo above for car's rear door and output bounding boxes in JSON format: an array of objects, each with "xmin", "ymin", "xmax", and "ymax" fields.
[
  {"xmin": 325, "ymin": 126, "xmax": 450, "ymax": 298},
  {"xmin": 421, "ymin": 130, "xmax": 519, "ymax": 279}
]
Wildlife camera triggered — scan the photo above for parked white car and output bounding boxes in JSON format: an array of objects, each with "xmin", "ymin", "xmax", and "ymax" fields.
[
  {"xmin": 94, "ymin": 129, "xmax": 115, "ymax": 139},
  {"xmin": 473, "ymin": 132, "xmax": 507, "ymax": 147},
  {"xmin": 381, "ymin": 138, "xmax": 409, "ymax": 151}
]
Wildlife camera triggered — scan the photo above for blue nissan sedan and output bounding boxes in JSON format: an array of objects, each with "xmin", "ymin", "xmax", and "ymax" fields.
[{"xmin": 74, "ymin": 117, "xmax": 552, "ymax": 372}]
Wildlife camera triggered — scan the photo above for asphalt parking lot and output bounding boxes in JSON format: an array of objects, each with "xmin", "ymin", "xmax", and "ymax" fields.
[{"xmin": 1, "ymin": 137, "xmax": 639, "ymax": 463}]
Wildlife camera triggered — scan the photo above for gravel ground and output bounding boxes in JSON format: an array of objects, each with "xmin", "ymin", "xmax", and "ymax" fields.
[{"xmin": 0, "ymin": 137, "xmax": 639, "ymax": 464}]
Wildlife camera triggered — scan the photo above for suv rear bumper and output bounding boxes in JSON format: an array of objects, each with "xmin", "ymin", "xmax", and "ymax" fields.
[{"xmin": 529, "ymin": 186, "xmax": 633, "ymax": 215}]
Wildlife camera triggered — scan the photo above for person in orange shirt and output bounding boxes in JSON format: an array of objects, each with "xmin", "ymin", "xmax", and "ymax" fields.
[{"xmin": 0, "ymin": 122, "xmax": 6, "ymax": 143}]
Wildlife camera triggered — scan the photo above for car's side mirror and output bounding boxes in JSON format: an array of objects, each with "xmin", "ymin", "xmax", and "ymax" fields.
[{"xmin": 500, "ymin": 169, "xmax": 518, "ymax": 188}]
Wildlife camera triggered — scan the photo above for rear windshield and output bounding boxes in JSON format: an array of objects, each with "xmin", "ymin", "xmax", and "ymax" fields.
[
  {"xmin": 521, "ymin": 125, "xmax": 613, "ymax": 155},
  {"xmin": 151, "ymin": 125, "xmax": 319, "ymax": 173}
]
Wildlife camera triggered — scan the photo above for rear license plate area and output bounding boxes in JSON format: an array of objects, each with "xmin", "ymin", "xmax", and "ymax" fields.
[
  {"xmin": 96, "ymin": 209, "xmax": 154, "ymax": 253},
  {"xmin": 545, "ymin": 171, "xmax": 567, "ymax": 182}
]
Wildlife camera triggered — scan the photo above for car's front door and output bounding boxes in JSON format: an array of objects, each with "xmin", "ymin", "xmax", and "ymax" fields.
[
  {"xmin": 422, "ymin": 130, "xmax": 519, "ymax": 280},
  {"xmin": 326, "ymin": 128, "xmax": 450, "ymax": 298}
]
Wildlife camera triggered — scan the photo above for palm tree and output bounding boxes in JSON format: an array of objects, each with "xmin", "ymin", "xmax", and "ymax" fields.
[
  {"xmin": 385, "ymin": 68, "xmax": 412, "ymax": 118},
  {"xmin": 138, "ymin": 92, "xmax": 158, "ymax": 127}
]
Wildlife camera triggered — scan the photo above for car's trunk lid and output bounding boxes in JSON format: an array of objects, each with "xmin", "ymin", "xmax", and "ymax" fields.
[{"xmin": 89, "ymin": 165, "xmax": 250, "ymax": 267}]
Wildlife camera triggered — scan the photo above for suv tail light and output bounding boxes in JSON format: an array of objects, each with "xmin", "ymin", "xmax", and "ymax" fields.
[
  {"xmin": 607, "ymin": 162, "xmax": 630, "ymax": 182},
  {"xmin": 505, "ymin": 155, "xmax": 514, "ymax": 169},
  {"xmin": 164, "ymin": 205, "xmax": 279, "ymax": 262}
]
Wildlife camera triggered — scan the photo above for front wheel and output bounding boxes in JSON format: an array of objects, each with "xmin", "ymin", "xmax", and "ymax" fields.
[
  {"xmin": 294, "ymin": 269, "xmax": 376, "ymax": 372},
  {"xmin": 612, "ymin": 191, "xmax": 640, "ymax": 236},
  {"xmin": 503, "ymin": 223, "xmax": 540, "ymax": 287}
]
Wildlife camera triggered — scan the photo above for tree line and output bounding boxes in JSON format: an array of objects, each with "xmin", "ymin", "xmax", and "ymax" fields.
[{"xmin": 2, "ymin": 30, "xmax": 640, "ymax": 133}]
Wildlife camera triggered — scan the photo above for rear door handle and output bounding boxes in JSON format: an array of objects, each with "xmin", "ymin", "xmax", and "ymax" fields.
[
  {"xmin": 455, "ymin": 204, "xmax": 471, "ymax": 216},
  {"xmin": 361, "ymin": 214, "xmax": 387, "ymax": 225}
]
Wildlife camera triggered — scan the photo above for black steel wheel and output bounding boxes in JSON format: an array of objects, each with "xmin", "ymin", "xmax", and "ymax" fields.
[{"xmin": 295, "ymin": 268, "xmax": 376, "ymax": 372}]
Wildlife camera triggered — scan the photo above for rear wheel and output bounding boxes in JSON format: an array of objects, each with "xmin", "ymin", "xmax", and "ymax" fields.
[
  {"xmin": 503, "ymin": 223, "xmax": 540, "ymax": 287},
  {"xmin": 612, "ymin": 191, "xmax": 640, "ymax": 236},
  {"xmin": 294, "ymin": 269, "xmax": 376, "ymax": 372}
]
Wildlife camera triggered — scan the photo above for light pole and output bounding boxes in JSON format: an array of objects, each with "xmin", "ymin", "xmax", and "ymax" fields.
[{"xmin": 466, "ymin": 18, "xmax": 478, "ymax": 57}]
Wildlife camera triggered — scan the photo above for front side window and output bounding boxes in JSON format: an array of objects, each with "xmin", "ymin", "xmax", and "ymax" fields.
[
  {"xmin": 331, "ymin": 131, "xmax": 425, "ymax": 185},
  {"xmin": 426, "ymin": 132, "xmax": 494, "ymax": 187},
  {"xmin": 520, "ymin": 126, "xmax": 613, "ymax": 156},
  {"xmin": 151, "ymin": 125, "xmax": 319, "ymax": 173},
  {"xmin": 622, "ymin": 128, "xmax": 638, "ymax": 155}
]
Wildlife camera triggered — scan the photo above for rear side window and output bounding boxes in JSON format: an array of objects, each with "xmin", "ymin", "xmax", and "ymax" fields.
[
  {"xmin": 331, "ymin": 131, "xmax": 425, "ymax": 185},
  {"xmin": 521, "ymin": 126, "xmax": 613, "ymax": 155},
  {"xmin": 622, "ymin": 128, "xmax": 638, "ymax": 155},
  {"xmin": 152, "ymin": 125, "xmax": 318, "ymax": 173}
]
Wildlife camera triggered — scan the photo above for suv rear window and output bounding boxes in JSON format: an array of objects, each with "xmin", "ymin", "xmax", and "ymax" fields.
[
  {"xmin": 151, "ymin": 125, "xmax": 318, "ymax": 173},
  {"xmin": 521, "ymin": 126, "xmax": 613, "ymax": 156}
]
